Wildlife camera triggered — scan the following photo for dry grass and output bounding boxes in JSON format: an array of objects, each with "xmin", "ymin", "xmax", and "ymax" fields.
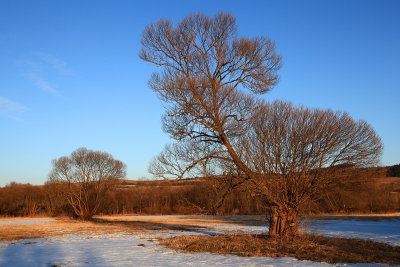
[
  {"xmin": 97, "ymin": 215, "xmax": 266, "ymax": 227},
  {"xmin": 160, "ymin": 234, "xmax": 400, "ymax": 265},
  {"xmin": 0, "ymin": 215, "xmax": 232, "ymax": 242},
  {"xmin": 0, "ymin": 217, "xmax": 147, "ymax": 241}
]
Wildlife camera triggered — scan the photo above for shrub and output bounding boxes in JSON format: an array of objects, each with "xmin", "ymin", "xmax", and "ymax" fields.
[{"xmin": 387, "ymin": 164, "xmax": 400, "ymax": 177}]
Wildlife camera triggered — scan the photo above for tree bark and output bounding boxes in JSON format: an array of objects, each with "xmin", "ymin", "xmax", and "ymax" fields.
[{"xmin": 268, "ymin": 207, "xmax": 298, "ymax": 238}]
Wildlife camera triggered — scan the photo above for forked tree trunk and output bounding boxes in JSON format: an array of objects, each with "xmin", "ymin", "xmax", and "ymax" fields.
[{"xmin": 268, "ymin": 207, "xmax": 298, "ymax": 238}]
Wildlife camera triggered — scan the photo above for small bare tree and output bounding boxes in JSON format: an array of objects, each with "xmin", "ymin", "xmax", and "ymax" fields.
[{"xmin": 48, "ymin": 147, "xmax": 126, "ymax": 220}]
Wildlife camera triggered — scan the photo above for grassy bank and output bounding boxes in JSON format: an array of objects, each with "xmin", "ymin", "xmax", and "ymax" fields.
[{"xmin": 160, "ymin": 234, "xmax": 400, "ymax": 265}]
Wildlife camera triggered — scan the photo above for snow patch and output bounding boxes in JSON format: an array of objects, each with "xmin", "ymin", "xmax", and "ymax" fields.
[{"xmin": 0, "ymin": 218, "xmax": 54, "ymax": 225}]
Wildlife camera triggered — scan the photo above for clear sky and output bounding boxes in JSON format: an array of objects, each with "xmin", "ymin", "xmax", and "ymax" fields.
[{"xmin": 1, "ymin": 0, "xmax": 399, "ymax": 186}]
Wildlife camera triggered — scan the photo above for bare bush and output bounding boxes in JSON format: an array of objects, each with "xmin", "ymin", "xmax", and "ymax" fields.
[{"xmin": 387, "ymin": 164, "xmax": 400, "ymax": 177}]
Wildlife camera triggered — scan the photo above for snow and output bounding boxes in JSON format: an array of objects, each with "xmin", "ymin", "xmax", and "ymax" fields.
[
  {"xmin": 0, "ymin": 234, "xmax": 333, "ymax": 267},
  {"xmin": 0, "ymin": 218, "xmax": 54, "ymax": 226},
  {"xmin": 0, "ymin": 216, "xmax": 399, "ymax": 267}
]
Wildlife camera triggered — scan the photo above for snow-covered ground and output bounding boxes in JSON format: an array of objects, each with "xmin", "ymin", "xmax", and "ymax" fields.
[
  {"xmin": 0, "ymin": 233, "xmax": 333, "ymax": 267},
  {"xmin": 0, "ymin": 216, "xmax": 399, "ymax": 267}
]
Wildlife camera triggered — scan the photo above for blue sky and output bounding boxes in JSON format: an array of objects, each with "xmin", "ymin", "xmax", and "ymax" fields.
[{"xmin": 1, "ymin": 0, "xmax": 399, "ymax": 186}]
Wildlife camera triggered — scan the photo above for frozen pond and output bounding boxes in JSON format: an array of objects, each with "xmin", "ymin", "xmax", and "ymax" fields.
[
  {"xmin": 308, "ymin": 216, "xmax": 400, "ymax": 246},
  {"xmin": 0, "ymin": 215, "xmax": 399, "ymax": 266}
]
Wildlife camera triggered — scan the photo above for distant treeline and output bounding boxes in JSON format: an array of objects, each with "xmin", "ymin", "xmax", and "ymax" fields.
[{"xmin": 1, "ymin": 166, "xmax": 399, "ymax": 217}]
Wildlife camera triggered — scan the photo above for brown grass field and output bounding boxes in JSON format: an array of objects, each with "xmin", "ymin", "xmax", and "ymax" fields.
[
  {"xmin": 0, "ymin": 215, "xmax": 254, "ymax": 241},
  {"xmin": 0, "ymin": 217, "xmax": 138, "ymax": 241}
]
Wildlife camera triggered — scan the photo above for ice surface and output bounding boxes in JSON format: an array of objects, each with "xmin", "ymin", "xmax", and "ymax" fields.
[{"xmin": 308, "ymin": 217, "xmax": 400, "ymax": 246}]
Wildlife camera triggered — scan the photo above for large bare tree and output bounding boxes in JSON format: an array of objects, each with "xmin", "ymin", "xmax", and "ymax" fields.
[
  {"xmin": 140, "ymin": 12, "xmax": 281, "ymax": 181},
  {"xmin": 141, "ymin": 11, "xmax": 281, "ymax": 218},
  {"xmin": 140, "ymin": 12, "xmax": 382, "ymax": 237},
  {"xmin": 48, "ymin": 147, "xmax": 126, "ymax": 220},
  {"xmin": 140, "ymin": 11, "xmax": 281, "ymax": 230}
]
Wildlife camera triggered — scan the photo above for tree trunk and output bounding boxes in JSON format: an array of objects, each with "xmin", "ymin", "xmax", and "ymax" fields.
[{"xmin": 268, "ymin": 207, "xmax": 298, "ymax": 238}]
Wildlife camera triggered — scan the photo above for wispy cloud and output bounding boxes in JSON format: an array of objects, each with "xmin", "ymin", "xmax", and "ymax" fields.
[
  {"xmin": 36, "ymin": 53, "xmax": 74, "ymax": 75},
  {"xmin": 15, "ymin": 53, "xmax": 74, "ymax": 96},
  {"xmin": 0, "ymin": 96, "xmax": 28, "ymax": 121},
  {"xmin": 26, "ymin": 72, "xmax": 60, "ymax": 95}
]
